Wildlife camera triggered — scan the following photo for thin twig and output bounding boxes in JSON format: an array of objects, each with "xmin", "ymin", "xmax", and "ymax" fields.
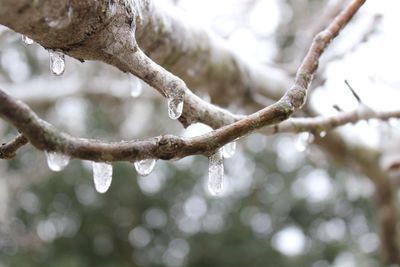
[
  {"xmin": 344, "ymin": 79, "xmax": 362, "ymax": 104},
  {"xmin": 0, "ymin": 134, "xmax": 28, "ymax": 159},
  {"xmin": 333, "ymin": 104, "xmax": 343, "ymax": 112}
]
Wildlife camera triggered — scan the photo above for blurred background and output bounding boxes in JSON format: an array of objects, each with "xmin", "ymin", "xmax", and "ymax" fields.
[{"xmin": 1, "ymin": 0, "xmax": 400, "ymax": 266}]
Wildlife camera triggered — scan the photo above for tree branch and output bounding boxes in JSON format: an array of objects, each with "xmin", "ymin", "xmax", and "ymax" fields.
[
  {"xmin": 3, "ymin": 88, "xmax": 398, "ymax": 162},
  {"xmin": 0, "ymin": 0, "xmax": 367, "ymax": 161},
  {"xmin": 0, "ymin": 134, "xmax": 28, "ymax": 159}
]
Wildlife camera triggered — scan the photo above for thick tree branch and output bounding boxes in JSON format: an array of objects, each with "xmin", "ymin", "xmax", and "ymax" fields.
[{"xmin": 0, "ymin": 0, "xmax": 290, "ymax": 109}]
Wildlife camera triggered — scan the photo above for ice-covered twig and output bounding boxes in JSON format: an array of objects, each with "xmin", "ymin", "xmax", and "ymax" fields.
[{"xmin": 3, "ymin": 89, "xmax": 398, "ymax": 162}]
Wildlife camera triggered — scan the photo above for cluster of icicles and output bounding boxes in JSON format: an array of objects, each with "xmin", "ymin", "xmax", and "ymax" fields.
[
  {"xmin": 22, "ymin": 34, "xmax": 237, "ymax": 196},
  {"xmin": 44, "ymin": 142, "xmax": 236, "ymax": 196},
  {"xmin": 44, "ymin": 151, "xmax": 159, "ymax": 194},
  {"xmin": 22, "ymin": 35, "xmax": 184, "ymax": 119}
]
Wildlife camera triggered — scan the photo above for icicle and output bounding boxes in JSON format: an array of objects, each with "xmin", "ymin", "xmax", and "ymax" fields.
[
  {"xmin": 296, "ymin": 132, "xmax": 314, "ymax": 152},
  {"xmin": 129, "ymin": 75, "xmax": 143, "ymax": 98},
  {"xmin": 208, "ymin": 149, "xmax": 224, "ymax": 196},
  {"xmin": 167, "ymin": 96, "xmax": 184, "ymax": 120},
  {"xmin": 134, "ymin": 159, "xmax": 156, "ymax": 176},
  {"xmin": 165, "ymin": 83, "xmax": 185, "ymax": 120},
  {"xmin": 222, "ymin": 141, "xmax": 236, "ymax": 159},
  {"xmin": 45, "ymin": 151, "xmax": 70, "ymax": 172},
  {"xmin": 92, "ymin": 162, "xmax": 113, "ymax": 193},
  {"xmin": 319, "ymin": 131, "xmax": 327, "ymax": 138},
  {"xmin": 49, "ymin": 50, "xmax": 65, "ymax": 76},
  {"xmin": 22, "ymin": 35, "xmax": 34, "ymax": 45}
]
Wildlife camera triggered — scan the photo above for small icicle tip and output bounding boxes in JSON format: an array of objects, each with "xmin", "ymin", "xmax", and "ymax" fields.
[
  {"xmin": 49, "ymin": 50, "xmax": 65, "ymax": 76},
  {"xmin": 92, "ymin": 162, "xmax": 113, "ymax": 193},
  {"xmin": 45, "ymin": 151, "xmax": 70, "ymax": 172},
  {"xmin": 134, "ymin": 159, "xmax": 156, "ymax": 176}
]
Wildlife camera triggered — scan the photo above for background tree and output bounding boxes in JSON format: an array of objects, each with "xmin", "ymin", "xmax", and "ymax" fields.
[{"xmin": 0, "ymin": 0, "xmax": 399, "ymax": 266}]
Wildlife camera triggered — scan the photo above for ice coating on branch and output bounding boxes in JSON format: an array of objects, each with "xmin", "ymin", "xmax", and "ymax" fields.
[
  {"xmin": 134, "ymin": 159, "xmax": 156, "ymax": 176},
  {"xmin": 222, "ymin": 141, "xmax": 236, "ymax": 158},
  {"xmin": 296, "ymin": 132, "xmax": 314, "ymax": 152},
  {"xmin": 92, "ymin": 162, "xmax": 113, "ymax": 193},
  {"xmin": 167, "ymin": 97, "xmax": 184, "ymax": 120},
  {"xmin": 45, "ymin": 5, "xmax": 72, "ymax": 29},
  {"xmin": 123, "ymin": 0, "xmax": 143, "ymax": 22},
  {"xmin": 108, "ymin": 0, "xmax": 117, "ymax": 16},
  {"xmin": 22, "ymin": 35, "xmax": 33, "ymax": 45},
  {"xmin": 49, "ymin": 50, "xmax": 65, "ymax": 76},
  {"xmin": 165, "ymin": 80, "xmax": 185, "ymax": 120},
  {"xmin": 45, "ymin": 151, "xmax": 70, "ymax": 172},
  {"xmin": 129, "ymin": 75, "xmax": 143, "ymax": 98},
  {"xmin": 208, "ymin": 149, "xmax": 224, "ymax": 196}
]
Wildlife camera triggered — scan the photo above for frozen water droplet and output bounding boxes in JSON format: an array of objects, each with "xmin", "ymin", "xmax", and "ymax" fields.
[
  {"xmin": 108, "ymin": 0, "xmax": 117, "ymax": 16},
  {"xmin": 129, "ymin": 75, "xmax": 143, "ymax": 98},
  {"xmin": 222, "ymin": 141, "xmax": 236, "ymax": 158},
  {"xmin": 208, "ymin": 149, "xmax": 224, "ymax": 196},
  {"xmin": 49, "ymin": 50, "xmax": 65, "ymax": 76},
  {"xmin": 167, "ymin": 97, "xmax": 184, "ymax": 120},
  {"xmin": 296, "ymin": 132, "xmax": 314, "ymax": 152},
  {"xmin": 45, "ymin": 5, "xmax": 72, "ymax": 29},
  {"xmin": 166, "ymin": 84, "xmax": 184, "ymax": 120},
  {"xmin": 134, "ymin": 159, "xmax": 156, "ymax": 176},
  {"xmin": 22, "ymin": 35, "xmax": 33, "ymax": 45},
  {"xmin": 319, "ymin": 131, "xmax": 327, "ymax": 138},
  {"xmin": 92, "ymin": 162, "xmax": 113, "ymax": 193},
  {"xmin": 45, "ymin": 151, "xmax": 70, "ymax": 172}
]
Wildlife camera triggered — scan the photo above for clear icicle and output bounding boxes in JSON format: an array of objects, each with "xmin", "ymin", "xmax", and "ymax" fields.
[
  {"xmin": 22, "ymin": 35, "xmax": 34, "ymax": 45},
  {"xmin": 49, "ymin": 50, "xmax": 65, "ymax": 76},
  {"xmin": 92, "ymin": 162, "xmax": 113, "ymax": 193},
  {"xmin": 167, "ymin": 97, "xmax": 184, "ymax": 120},
  {"xmin": 208, "ymin": 149, "xmax": 224, "ymax": 196},
  {"xmin": 166, "ymin": 84, "xmax": 184, "ymax": 120},
  {"xmin": 134, "ymin": 159, "xmax": 156, "ymax": 176},
  {"xmin": 129, "ymin": 75, "xmax": 143, "ymax": 98},
  {"xmin": 296, "ymin": 132, "xmax": 314, "ymax": 152},
  {"xmin": 222, "ymin": 141, "xmax": 236, "ymax": 158},
  {"xmin": 45, "ymin": 151, "xmax": 70, "ymax": 172}
]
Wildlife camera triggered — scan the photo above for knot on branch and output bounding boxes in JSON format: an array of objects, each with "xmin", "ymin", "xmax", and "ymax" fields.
[
  {"xmin": 285, "ymin": 85, "xmax": 307, "ymax": 109},
  {"xmin": 157, "ymin": 135, "xmax": 185, "ymax": 160}
]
